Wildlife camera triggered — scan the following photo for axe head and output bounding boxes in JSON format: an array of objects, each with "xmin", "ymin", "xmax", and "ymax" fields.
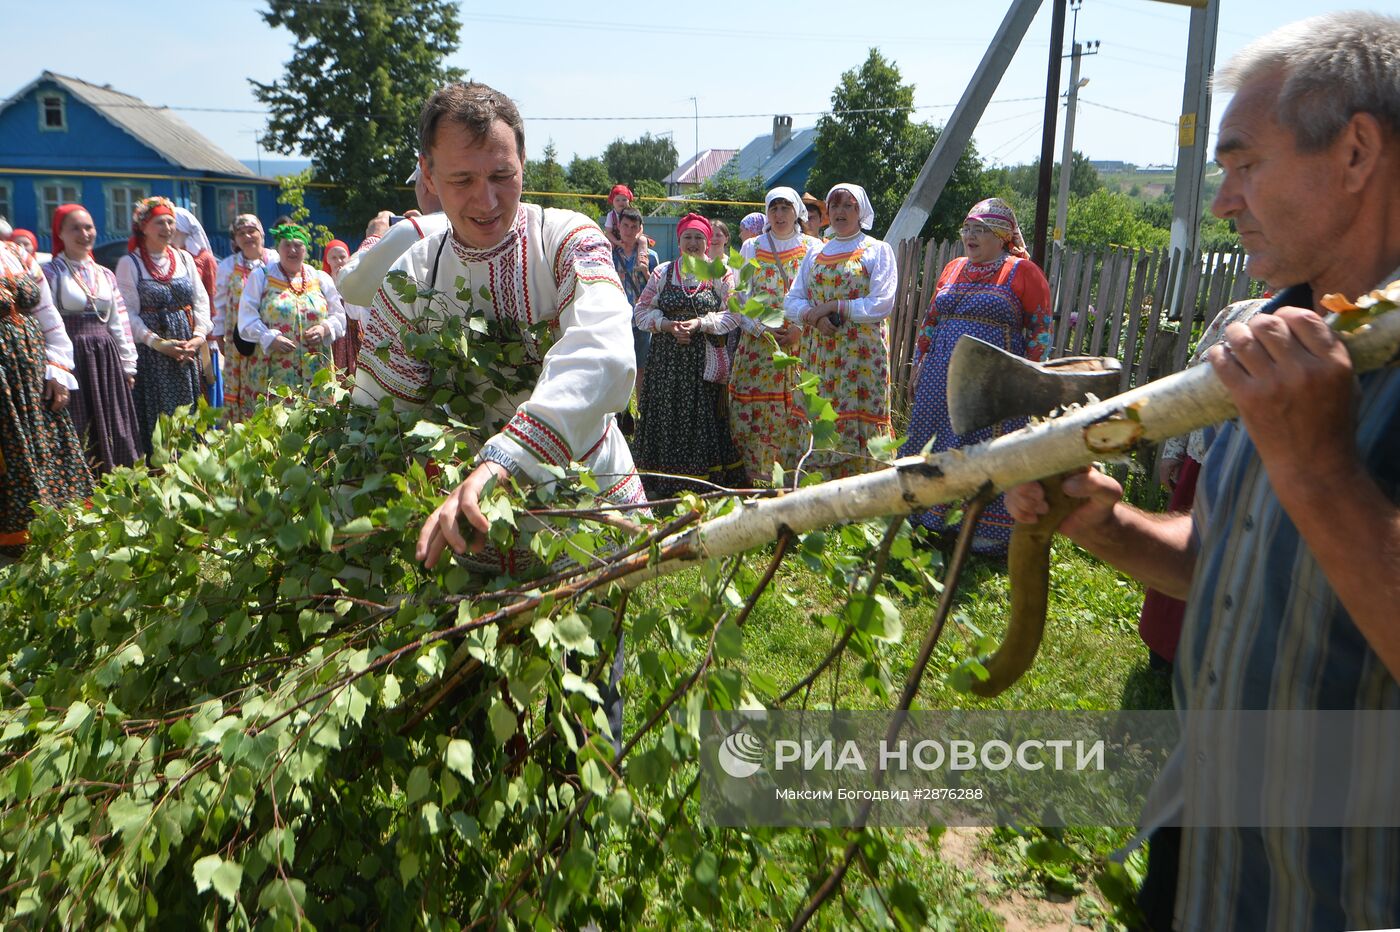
[{"xmin": 946, "ymin": 335, "xmax": 1123, "ymax": 436}]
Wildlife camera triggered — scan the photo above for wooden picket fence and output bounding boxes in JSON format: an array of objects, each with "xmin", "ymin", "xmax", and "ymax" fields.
[{"xmin": 888, "ymin": 239, "xmax": 1265, "ymax": 508}]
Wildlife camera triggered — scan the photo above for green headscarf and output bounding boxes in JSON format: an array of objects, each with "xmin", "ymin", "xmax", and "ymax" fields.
[{"xmin": 269, "ymin": 223, "xmax": 312, "ymax": 246}]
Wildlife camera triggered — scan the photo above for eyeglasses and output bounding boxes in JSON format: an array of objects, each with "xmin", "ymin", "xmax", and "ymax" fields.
[{"xmin": 960, "ymin": 223, "xmax": 993, "ymax": 237}]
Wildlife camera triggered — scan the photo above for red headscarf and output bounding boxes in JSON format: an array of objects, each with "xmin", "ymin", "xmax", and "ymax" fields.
[
  {"xmin": 610, "ymin": 184, "xmax": 634, "ymax": 201},
  {"xmin": 676, "ymin": 212, "xmax": 712, "ymax": 244},
  {"xmin": 9, "ymin": 229, "xmax": 38, "ymax": 253},
  {"xmin": 127, "ymin": 196, "xmax": 177, "ymax": 252},
  {"xmin": 50, "ymin": 204, "xmax": 86, "ymax": 257},
  {"xmin": 324, "ymin": 239, "xmax": 349, "ymax": 258}
]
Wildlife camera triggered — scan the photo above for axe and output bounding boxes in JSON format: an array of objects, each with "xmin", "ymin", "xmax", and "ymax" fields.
[{"xmin": 939, "ymin": 336, "xmax": 1123, "ymax": 698}]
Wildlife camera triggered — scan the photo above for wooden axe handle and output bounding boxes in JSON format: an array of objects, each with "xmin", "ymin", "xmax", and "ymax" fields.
[{"xmin": 970, "ymin": 476, "xmax": 1079, "ymax": 698}]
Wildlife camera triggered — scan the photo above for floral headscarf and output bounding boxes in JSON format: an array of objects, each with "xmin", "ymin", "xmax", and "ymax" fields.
[
  {"xmin": 965, "ymin": 197, "xmax": 1029, "ymax": 259},
  {"xmin": 230, "ymin": 213, "xmax": 263, "ymax": 237},
  {"xmin": 739, "ymin": 212, "xmax": 766, "ymax": 238}
]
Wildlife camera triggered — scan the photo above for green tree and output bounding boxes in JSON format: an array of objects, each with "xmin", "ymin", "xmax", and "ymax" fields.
[
  {"xmin": 524, "ymin": 141, "xmax": 584, "ymax": 213},
  {"xmin": 566, "ymin": 156, "xmax": 611, "ymax": 197},
  {"xmin": 1066, "ymin": 189, "xmax": 1170, "ymax": 250},
  {"xmin": 251, "ymin": 0, "xmax": 464, "ymax": 231},
  {"xmin": 602, "ymin": 133, "xmax": 678, "ymax": 189},
  {"xmin": 806, "ymin": 49, "xmax": 986, "ymax": 241}
]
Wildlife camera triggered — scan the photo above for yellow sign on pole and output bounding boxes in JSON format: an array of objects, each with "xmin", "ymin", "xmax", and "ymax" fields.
[{"xmin": 1178, "ymin": 113, "xmax": 1197, "ymax": 148}]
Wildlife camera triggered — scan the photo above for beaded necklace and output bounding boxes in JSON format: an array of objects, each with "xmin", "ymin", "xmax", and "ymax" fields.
[
  {"xmin": 139, "ymin": 245, "xmax": 176, "ymax": 283},
  {"xmin": 60, "ymin": 255, "xmax": 108, "ymax": 320},
  {"xmin": 674, "ymin": 254, "xmax": 708, "ymax": 298},
  {"xmin": 277, "ymin": 262, "xmax": 308, "ymax": 296}
]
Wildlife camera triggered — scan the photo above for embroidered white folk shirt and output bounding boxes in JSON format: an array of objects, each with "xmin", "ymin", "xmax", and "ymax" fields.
[{"xmin": 352, "ymin": 204, "xmax": 643, "ymax": 503}]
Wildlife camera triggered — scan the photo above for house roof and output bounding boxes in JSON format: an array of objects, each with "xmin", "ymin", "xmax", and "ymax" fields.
[
  {"xmin": 663, "ymin": 148, "xmax": 739, "ymax": 186},
  {"xmin": 730, "ymin": 126, "xmax": 818, "ymax": 187},
  {"xmin": 2, "ymin": 72, "xmax": 256, "ymax": 178}
]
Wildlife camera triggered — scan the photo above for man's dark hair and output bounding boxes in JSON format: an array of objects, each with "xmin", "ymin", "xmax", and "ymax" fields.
[
  {"xmin": 618, "ymin": 207, "xmax": 643, "ymax": 224},
  {"xmin": 419, "ymin": 81, "xmax": 526, "ymax": 161}
]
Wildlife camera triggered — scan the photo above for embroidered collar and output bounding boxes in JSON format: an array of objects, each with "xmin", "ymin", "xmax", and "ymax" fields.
[{"xmin": 449, "ymin": 206, "xmax": 528, "ymax": 264}]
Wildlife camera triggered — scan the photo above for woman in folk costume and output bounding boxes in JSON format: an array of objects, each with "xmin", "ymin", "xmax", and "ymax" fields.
[
  {"xmin": 901, "ymin": 197, "xmax": 1052, "ymax": 556},
  {"xmin": 114, "ymin": 196, "xmax": 212, "ymax": 455},
  {"xmin": 731, "ymin": 187, "xmax": 822, "ymax": 482},
  {"xmin": 42, "ymin": 204, "xmax": 141, "ymax": 473},
  {"xmin": 783, "ymin": 183, "xmax": 897, "ymax": 479},
  {"xmin": 632, "ymin": 212, "xmax": 748, "ymax": 499},
  {"xmin": 236, "ymin": 222, "xmax": 346, "ymax": 409},
  {"xmin": 213, "ymin": 214, "xmax": 275, "ymax": 420},
  {"xmin": 0, "ymin": 238, "xmax": 92, "ymax": 556},
  {"xmin": 321, "ymin": 238, "xmax": 363, "ymax": 376}
]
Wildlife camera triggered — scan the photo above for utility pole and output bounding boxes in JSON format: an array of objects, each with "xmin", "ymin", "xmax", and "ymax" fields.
[
  {"xmin": 688, "ymin": 97, "xmax": 699, "ymax": 174},
  {"xmin": 1053, "ymin": 1, "xmax": 1098, "ymax": 248},
  {"xmin": 1031, "ymin": 0, "xmax": 1068, "ymax": 269},
  {"xmin": 1168, "ymin": 0, "xmax": 1220, "ymax": 279}
]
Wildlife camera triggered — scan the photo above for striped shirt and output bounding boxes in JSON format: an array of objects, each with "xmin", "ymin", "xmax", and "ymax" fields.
[{"xmin": 1167, "ymin": 276, "xmax": 1400, "ymax": 931}]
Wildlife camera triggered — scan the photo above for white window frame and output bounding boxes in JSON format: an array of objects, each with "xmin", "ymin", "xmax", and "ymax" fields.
[
  {"xmin": 214, "ymin": 186, "xmax": 258, "ymax": 232},
  {"xmin": 38, "ymin": 91, "xmax": 67, "ymax": 133},
  {"xmin": 34, "ymin": 178, "xmax": 83, "ymax": 228},
  {"xmin": 0, "ymin": 181, "xmax": 12, "ymax": 227},
  {"xmin": 104, "ymin": 183, "xmax": 150, "ymax": 238}
]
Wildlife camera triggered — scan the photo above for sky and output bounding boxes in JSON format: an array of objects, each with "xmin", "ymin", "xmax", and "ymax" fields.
[{"xmin": 7, "ymin": 0, "xmax": 1398, "ymax": 175}]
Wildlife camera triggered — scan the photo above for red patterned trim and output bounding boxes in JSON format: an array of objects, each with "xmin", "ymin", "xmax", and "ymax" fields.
[
  {"xmin": 503, "ymin": 411, "xmax": 571, "ymax": 466},
  {"xmin": 602, "ymin": 471, "xmax": 647, "ymax": 505}
]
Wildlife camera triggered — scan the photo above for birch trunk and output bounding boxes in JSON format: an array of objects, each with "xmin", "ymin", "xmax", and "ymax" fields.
[{"xmin": 620, "ymin": 308, "xmax": 1400, "ymax": 587}]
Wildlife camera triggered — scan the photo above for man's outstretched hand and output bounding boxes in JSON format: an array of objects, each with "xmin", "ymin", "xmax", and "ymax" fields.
[{"xmin": 417, "ymin": 460, "xmax": 511, "ymax": 569}]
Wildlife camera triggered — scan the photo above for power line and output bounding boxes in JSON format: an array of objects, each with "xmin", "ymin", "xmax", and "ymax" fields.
[
  {"xmin": 4, "ymin": 95, "xmax": 1045, "ymax": 123},
  {"xmin": 1078, "ymin": 98, "xmax": 1177, "ymax": 127},
  {"xmin": 251, "ymin": 0, "xmax": 1046, "ymax": 47}
]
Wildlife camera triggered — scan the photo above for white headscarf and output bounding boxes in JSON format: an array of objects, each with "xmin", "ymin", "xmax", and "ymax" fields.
[
  {"xmin": 764, "ymin": 186, "xmax": 808, "ymax": 225},
  {"xmin": 173, "ymin": 206, "xmax": 212, "ymax": 256},
  {"xmin": 825, "ymin": 183, "xmax": 875, "ymax": 232},
  {"xmin": 0, "ymin": 216, "xmax": 10, "ymax": 239}
]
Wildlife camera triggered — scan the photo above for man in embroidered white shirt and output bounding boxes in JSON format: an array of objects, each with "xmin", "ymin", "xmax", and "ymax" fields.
[{"xmin": 350, "ymin": 81, "xmax": 643, "ymax": 572}]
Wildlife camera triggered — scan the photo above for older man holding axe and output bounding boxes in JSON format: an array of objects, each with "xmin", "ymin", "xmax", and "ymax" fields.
[{"xmin": 1005, "ymin": 11, "xmax": 1400, "ymax": 931}]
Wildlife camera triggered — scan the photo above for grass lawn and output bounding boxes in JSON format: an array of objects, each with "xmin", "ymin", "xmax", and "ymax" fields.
[{"xmin": 626, "ymin": 527, "xmax": 1171, "ymax": 929}]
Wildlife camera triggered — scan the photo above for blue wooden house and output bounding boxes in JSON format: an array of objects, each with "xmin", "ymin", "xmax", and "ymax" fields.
[
  {"xmin": 0, "ymin": 72, "xmax": 335, "ymax": 257},
  {"xmin": 728, "ymin": 116, "xmax": 819, "ymax": 194}
]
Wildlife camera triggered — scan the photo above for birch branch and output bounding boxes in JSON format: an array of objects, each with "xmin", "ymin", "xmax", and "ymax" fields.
[{"xmin": 615, "ymin": 307, "xmax": 1400, "ymax": 589}]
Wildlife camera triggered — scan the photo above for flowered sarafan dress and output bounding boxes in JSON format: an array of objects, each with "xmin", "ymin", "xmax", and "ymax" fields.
[
  {"xmin": 634, "ymin": 270, "xmax": 746, "ymax": 499},
  {"xmin": 901, "ymin": 255, "xmax": 1052, "ymax": 554},
  {"xmin": 220, "ymin": 252, "xmax": 270, "ymax": 422},
  {"xmin": 800, "ymin": 237, "xmax": 892, "ymax": 479},
  {"xmin": 130, "ymin": 258, "xmax": 204, "ymax": 456},
  {"xmin": 730, "ymin": 233, "xmax": 816, "ymax": 482},
  {"xmin": 0, "ymin": 246, "xmax": 92, "ymax": 551},
  {"xmin": 245, "ymin": 270, "xmax": 333, "ymax": 406}
]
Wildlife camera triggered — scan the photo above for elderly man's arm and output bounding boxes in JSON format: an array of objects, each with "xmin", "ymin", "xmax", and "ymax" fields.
[
  {"xmin": 1211, "ymin": 307, "xmax": 1400, "ymax": 678},
  {"xmin": 1006, "ymin": 471, "xmax": 1198, "ymax": 598}
]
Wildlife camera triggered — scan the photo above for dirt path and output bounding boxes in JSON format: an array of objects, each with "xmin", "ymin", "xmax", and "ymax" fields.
[{"xmin": 939, "ymin": 827, "xmax": 1082, "ymax": 932}]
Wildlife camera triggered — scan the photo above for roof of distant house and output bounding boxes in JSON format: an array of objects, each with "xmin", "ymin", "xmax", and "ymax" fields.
[
  {"xmin": 664, "ymin": 148, "xmax": 740, "ymax": 187},
  {"xmin": 2, "ymin": 72, "xmax": 257, "ymax": 177},
  {"xmin": 731, "ymin": 125, "xmax": 818, "ymax": 187}
]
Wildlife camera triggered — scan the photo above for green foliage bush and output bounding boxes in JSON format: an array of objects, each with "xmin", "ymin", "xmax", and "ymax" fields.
[{"xmin": 0, "ymin": 259, "xmax": 971, "ymax": 928}]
